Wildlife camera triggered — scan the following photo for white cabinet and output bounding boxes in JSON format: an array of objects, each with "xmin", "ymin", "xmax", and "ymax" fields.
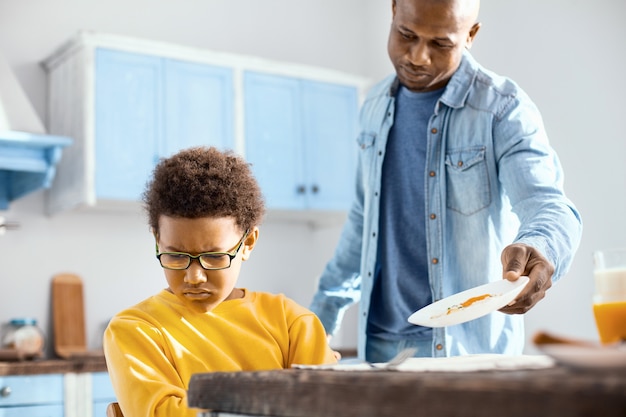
[
  {"xmin": 44, "ymin": 32, "xmax": 368, "ymax": 217},
  {"xmin": 244, "ymin": 72, "xmax": 359, "ymax": 211}
]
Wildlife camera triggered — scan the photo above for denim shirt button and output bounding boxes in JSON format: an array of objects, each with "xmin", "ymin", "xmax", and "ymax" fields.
[
  {"xmin": 436, "ymin": 344, "xmax": 443, "ymax": 351},
  {"xmin": 431, "ymin": 128, "xmax": 438, "ymax": 134},
  {"xmin": 430, "ymin": 213, "xmax": 436, "ymax": 219},
  {"xmin": 429, "ymin": 171, "xmax": 436, "ymax": 177},
  {"xmin": 431, "ymin": 258, "xmax": 439, "ymax": 264}
]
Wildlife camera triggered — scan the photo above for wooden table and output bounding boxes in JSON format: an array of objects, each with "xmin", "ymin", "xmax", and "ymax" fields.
[{"xmin": 188, "ymin": 365, "xmax": 626, "ymax": 417}]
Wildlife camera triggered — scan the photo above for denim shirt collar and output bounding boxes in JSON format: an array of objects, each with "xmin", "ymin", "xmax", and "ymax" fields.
[{"xmin": 385, "ymin": 50, "xmax": 479, "ymax": 114}]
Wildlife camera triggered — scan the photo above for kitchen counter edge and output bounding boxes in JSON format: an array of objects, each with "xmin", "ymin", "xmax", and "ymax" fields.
[{"xmin": 0, "ymin": 356, "xmax": 107, "ymax": 376}]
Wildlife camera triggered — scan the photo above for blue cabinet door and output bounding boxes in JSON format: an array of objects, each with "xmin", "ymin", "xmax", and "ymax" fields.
[
  {"xmin": 95, "ymin": 48, "xmax": 162, "ymax": 201},
  {"xmin": 0, "ymin": 405, "xmax": 64, "ymax": 417},
  {"xmin": 244, "ymin": 72, "xmax": 305, "ymax": 209},
  {"xmin": 0, "ymin": 374, "xmax": 64, "ymax": 417},
  {"xmin": 163, "ymin": 60, "xmax": 235, "ymax": 156},
  {"xmin": 244, "ymin": 72, "xmax": 358, "ymax": 210},
  {"xmin": 94, "ymin": 49, "xmax": 235, "ymax": 203},
  {"xmin": 301, "ymin": 80, "xmax": 358, "ymax": 210},
  {"xmin": 92, "ymin": 372, "xmax": 116, "ymax": 417}
]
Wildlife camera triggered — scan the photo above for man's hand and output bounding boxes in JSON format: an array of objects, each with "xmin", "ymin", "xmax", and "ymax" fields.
[{"xmin": 499, "ymin": 243, "xmax": 555, "ymax": 314}]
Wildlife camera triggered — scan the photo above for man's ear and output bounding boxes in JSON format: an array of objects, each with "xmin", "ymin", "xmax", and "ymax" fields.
[
  {"xmin": 466, "ymin": 22, "xmax": 481, "ymax": 49},
  {"xmin": 241, "ymin": 227, "xmax": 259, "ymax": 261}
]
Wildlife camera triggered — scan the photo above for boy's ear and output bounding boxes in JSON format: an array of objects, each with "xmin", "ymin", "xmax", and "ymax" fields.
[{"xmin": 241, "ymin": 227, "xmax": 259, "ymax": 260}]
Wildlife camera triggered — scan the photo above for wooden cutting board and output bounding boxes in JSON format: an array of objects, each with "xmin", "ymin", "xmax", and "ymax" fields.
[{"xmin": 51, "ymin": 273, "xmax": 89, "ymax": 358}]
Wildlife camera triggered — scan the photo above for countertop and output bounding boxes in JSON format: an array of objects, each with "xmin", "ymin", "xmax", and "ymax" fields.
[
  {"xmin": 0, "ymin": 349, "xmax": 356, "ymax": 377},
  {"xmin": 0, "ymin": 355, "xmax": 107, "ymax": 376}
]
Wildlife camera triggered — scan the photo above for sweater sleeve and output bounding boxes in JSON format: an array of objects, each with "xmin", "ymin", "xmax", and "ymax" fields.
[
  {"xmin": 103, "ymin": 315, "xmax": 199, "ymax": 417},
  {"xmin": 284, "ymin": 305, "xmax": 338, "ymax": 366}
]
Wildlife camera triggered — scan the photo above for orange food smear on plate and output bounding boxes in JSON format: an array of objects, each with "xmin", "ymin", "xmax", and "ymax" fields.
[
  {"xmin": 461, "ymin": 293, "xmax": 492, "ymax": 308},
  {"xmin": 446, "ymin": 293, "xmax": 494, "ymax": 315}
]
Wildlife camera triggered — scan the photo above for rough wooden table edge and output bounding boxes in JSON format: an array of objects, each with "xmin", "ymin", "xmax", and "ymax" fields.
[{"xmin": 188, "ymin": 367, "xmax": 626, "ymax": 417}]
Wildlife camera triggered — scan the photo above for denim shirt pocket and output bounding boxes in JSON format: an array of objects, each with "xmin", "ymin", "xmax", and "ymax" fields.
[
  {"xmin": 444, "ymin": 146, "xmax": 491, "ymax": 215},
  {"xmin": 357, "ymin": 132, "xmax": 376, "ymax": 150}
]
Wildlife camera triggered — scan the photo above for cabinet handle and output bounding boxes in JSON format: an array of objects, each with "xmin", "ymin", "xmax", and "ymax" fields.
[
  {"xmin": 296, "ymin": 185, "xmax": 306, "ymax": 194},
  {"xmin": 311, "ymin": 185, "xmax": 319, "ymax": 194},
  {"xmin": 0, "ymin": 386, "xmax": 11, "ymax": 397}
]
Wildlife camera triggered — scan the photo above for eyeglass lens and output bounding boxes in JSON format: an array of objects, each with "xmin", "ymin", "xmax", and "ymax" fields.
[{"xmin": 159, "ymin": 253, "xmax": 232, "ymax": 270}]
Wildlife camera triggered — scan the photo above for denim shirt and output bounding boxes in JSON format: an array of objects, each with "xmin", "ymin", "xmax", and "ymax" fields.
[{"xmin": 310, "ymin": 51, "xmax": 582, "ymax": 358}]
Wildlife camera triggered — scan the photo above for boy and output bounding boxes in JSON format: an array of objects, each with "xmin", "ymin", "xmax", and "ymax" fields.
[{"xmin": 104, "ymin": 147, "xmax": 336, "ymax": 417}]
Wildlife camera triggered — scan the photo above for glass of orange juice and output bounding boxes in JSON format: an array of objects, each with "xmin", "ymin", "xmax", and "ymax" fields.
[{"xmin": 593, "ymin": 248, "xmax": 626, "ymax": 344}]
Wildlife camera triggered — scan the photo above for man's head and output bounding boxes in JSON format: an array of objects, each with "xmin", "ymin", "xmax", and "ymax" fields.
[
  {"xmin": 388, "ymin": 0, "xmax": 480, "ymax": 92},
  {"xmin": 143, "ymin": 146, "xmax": 265, "ymax": 236}
]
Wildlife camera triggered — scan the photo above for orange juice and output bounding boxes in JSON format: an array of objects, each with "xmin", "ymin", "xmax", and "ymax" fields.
[
  {"xmin": 593, "ymin": 301, "xmax": 626, "ymax": 344},
  {"xmin": 593, "ymin": 265, "xmax": 626, "ymax": 344}
]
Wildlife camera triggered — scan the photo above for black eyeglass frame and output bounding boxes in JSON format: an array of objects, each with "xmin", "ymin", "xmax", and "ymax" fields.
[{"xmin": 155, "ymin": 229, "xmax": 249, "ymax": 271}]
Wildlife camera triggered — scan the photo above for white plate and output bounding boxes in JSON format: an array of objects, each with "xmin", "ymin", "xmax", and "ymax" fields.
[
  {"xmin": 408, "ymin": 276, "xmax": 530, "ymax": 327},
  {"xmin": 538, "ymin": 344, "xmax": 626, "ymax": 369}
]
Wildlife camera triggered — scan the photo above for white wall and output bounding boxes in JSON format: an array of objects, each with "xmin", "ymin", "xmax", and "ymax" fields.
[
  {"xmin": 473, "ymin": 0, "xmax": 626, "ymax": 352},
  {"xmin": 1, "ymin": 0, "xmax": 625, "ymax": 354}
]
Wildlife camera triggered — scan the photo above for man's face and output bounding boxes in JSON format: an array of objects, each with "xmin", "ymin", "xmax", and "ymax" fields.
[{"xmin": 388, "ymin": 0, "xmax": 480, "ymax": 92}]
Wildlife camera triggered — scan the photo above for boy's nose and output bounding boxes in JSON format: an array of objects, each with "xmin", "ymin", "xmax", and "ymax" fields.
[{"xmin": 184, "ymin": 260, "xmax": 208, "ymax": 284}]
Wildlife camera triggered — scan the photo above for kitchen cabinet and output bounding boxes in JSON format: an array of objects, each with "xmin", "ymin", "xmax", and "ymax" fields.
[
  {"xmin": 44, "ymin": 36, "xmax": 234, "ymax": 214},
  {"xmin": 0, "ymin": 358, "xmax": 115, "ymax": 417},
  {"xmin": 43, "ymin": 32, "xmax": 368, "ymax": 217},
  {"xmin": 92, "ymin": 371, "xmax": 116, "ymax": 417},
  {"xmin": 0, "ymin": 374, "xmax": 64, "ymax": 416},
  {"xmin": 93, "ymin": 49, "xmax": 234, "ymax": 201},
  {"xmin": 244, "ymin": 72, "xmax": 359, "ymax": 211},
  {"xmin": 0, "ymin": 133, "xmax": 72, "ymax": 210}
]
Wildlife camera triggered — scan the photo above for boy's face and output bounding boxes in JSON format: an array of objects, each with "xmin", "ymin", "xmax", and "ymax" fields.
[{"xmin": 156, "ymin": 215, "xmax": 257, "ymax": 313}]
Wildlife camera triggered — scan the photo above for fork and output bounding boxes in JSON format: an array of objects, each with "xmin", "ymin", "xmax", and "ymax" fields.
[{"xmin": 371, "ymin": 347, "xmax": 418, "ymax": 370}]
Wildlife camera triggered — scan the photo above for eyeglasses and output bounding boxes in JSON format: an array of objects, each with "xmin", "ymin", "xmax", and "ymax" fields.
[{"xmin": 155, "ymin": 230, "xmax": 249, "ymax": 270}]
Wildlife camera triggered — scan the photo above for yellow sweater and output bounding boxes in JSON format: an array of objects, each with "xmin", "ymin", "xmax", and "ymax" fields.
[{"xmin": 103, "ymin": 289, "xmax": 336, "ymax": 417}]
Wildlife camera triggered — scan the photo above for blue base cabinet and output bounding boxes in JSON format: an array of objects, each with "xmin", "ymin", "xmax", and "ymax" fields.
[
  {"xmin": 0, "ymin": 405, "xmax": 65, "ymax": 417},
  {"xmin": 0, "ymin": 374, "xmax": 64, "ymax": 417},
  {"xmin": 0, "ymin": 372, "xmax": 118, "ymax": 417},
  {"xmin": 92, "ymin": 372, "xmax": 116, "ymax": 417}
]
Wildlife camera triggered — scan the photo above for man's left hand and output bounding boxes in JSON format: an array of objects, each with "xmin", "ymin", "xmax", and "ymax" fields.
[{"xmin": 498, "ymin": 243, "xmax": 555, "ymax": 314}]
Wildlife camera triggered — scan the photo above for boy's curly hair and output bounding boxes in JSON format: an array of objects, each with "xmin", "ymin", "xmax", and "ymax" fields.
[{"xmin": 143, "ymin": 146, "xmax": 265, "ymax": 234}]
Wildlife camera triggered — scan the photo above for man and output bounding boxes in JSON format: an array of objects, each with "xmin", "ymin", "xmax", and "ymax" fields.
[{"xmin": 310, "ymin": 0, "xmax": 582, "ymax": 362}]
